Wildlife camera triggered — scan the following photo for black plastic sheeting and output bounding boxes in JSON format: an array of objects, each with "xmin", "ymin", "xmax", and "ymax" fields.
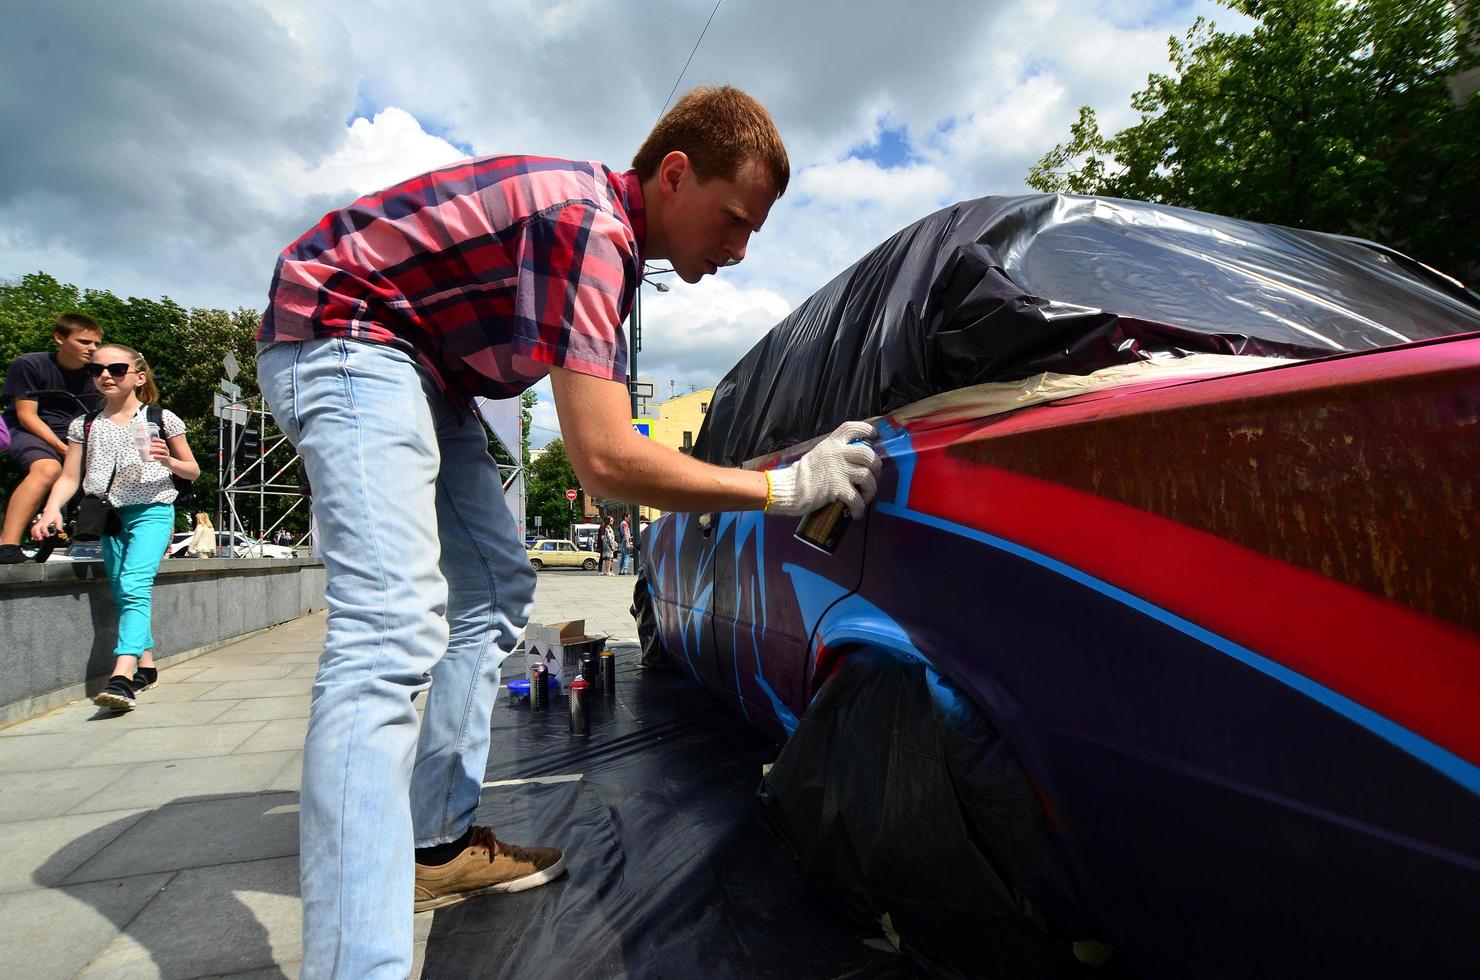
[
  {"xmin": 420, "ymin": 644, "xmax": 925, "ymax": 980},
  {"xmin": 695, "ymin": 194, "xmax": 1480, "ymax": 465},
  {"xmin": 760, "ymin": 649, "xmax": 1133, "ymax": 980}
]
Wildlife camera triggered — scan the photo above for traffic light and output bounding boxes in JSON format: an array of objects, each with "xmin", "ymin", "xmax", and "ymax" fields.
[{"xmin": 235, "ymin": 427, "xmax": 262, "ymax": 470}]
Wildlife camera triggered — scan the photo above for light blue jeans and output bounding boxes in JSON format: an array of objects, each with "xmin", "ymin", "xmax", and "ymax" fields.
[
  {"xmin": 257, "ymin": 339, "xmax": 536, "ymax": 979},
  {"xmin": 102, "ymin": 502, "xmax": 174, "ymax": 656}
]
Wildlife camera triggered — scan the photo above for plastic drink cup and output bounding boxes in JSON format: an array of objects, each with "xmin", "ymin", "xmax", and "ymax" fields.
[{"xmin": 137, "ymin": 422, "xmax": 160, "ymax": 464}]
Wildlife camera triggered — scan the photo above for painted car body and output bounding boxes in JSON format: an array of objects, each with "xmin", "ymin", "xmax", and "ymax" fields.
[{"xmin": 640, "ymin": 334, "xmax": 1480, "ymax": 976}]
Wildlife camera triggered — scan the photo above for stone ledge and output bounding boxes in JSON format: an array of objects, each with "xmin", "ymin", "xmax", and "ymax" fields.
[{"xmin": 0, "ymin": 557, "xmax": 323, "ymax": 588}]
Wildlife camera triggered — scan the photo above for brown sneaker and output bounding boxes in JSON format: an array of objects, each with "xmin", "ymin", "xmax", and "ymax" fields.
[{"xmin": 413, "ymin": 826, "xmax": 566, "ymax": 912}]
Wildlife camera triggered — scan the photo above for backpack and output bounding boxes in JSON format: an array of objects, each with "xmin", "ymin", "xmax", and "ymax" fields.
[{"xmin": 147, "ymin": 405, "xmax": 197, "ymax": 509}]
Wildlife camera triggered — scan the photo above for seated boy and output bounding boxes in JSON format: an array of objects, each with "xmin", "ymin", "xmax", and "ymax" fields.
[{"xmin": 1, "ymin": 313, "xmax": 104, "ymax": 562}]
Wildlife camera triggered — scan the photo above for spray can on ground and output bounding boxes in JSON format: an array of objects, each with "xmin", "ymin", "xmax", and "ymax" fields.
[
  {"xmin": 579, "ymin": 650, "xmax": 597, "ymax": 684},
  {"xmin": 599, "ymin": 648, "xmax": 616, "ymax": 698},
  {"xmin": 529, "ymin": 663, "xmax": 548, "ymax": 712},
  {"xmin": 568, "ymin": 679, "xmax": 591, "ymax": 735}
]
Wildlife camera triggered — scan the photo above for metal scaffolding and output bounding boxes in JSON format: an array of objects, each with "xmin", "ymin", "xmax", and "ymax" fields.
[{"xmin": 216, "ymin": 394, "xmax": 313, "ymax": 555}]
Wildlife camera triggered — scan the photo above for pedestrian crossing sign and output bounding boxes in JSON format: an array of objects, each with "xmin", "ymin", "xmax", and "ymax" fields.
[{"xmin": 631, "ymin": 419, "xmax": 652, "ymax": 438}]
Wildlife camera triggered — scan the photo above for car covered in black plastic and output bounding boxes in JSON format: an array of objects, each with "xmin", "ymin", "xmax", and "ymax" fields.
[{"xmin": 634, "ymin": 194, "xmax": 1480, "ymax": 978}]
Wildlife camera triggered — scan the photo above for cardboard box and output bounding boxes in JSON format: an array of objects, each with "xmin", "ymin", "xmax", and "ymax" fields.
[{"xmin": 524, "ymin": 620, "xmax": 608, "ymax": 682}]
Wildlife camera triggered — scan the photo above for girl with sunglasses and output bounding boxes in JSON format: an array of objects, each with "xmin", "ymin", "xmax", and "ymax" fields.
[{"xmin": 31, "ymin": 345, "xmax": 200, "ymax": 711}]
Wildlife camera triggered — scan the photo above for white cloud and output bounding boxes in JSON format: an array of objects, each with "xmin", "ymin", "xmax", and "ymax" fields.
[
  {"xmin": 794, "ymin": 158, "xmax": 953, "ymax": 209},
  {"xmin": 638, "ymin": 277, "xmax": 793, "ymax": 382},
  {"xmin": 289, "ymin": 108, "xmax": 467, "ymax": 199}
]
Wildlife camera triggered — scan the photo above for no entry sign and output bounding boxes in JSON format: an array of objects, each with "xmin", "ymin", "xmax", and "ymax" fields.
[{"xmin": 566, "ymin": 489, "xmax": 578, "ymax": 501}]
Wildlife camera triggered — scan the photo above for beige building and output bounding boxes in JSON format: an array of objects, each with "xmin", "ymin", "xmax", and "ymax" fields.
[{"xmin": 640, "ymin": 387, "xmax": 715, "ymax": 519}]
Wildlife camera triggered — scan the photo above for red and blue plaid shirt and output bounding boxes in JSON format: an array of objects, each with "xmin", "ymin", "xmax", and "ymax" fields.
[{"xmin": 259, "ymin": 155, "xmax": 645, "ymax": 402}]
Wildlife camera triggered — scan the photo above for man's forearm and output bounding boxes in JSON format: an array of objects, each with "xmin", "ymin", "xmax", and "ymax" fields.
[
  {"xmin": 584, "ymin": 434, "xmax": 768, "ymax": 513},
  {"xmin": 550, "ymin": 365, "xmax": 770, "ymax": 513},
  {"xmin": 15, "ymin": 402, "xmax": 65, "ymax": 450},
  {"xmin": 549, "ymin": 366, "xmax": 877, "ymax": 518}
]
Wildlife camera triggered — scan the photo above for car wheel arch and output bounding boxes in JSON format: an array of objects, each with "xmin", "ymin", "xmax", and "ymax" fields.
[{"xmin": 768, "ymin": 637, "xmax": 1103, "ymax": 965}]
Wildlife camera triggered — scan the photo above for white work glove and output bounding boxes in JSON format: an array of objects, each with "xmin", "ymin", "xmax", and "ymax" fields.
[{"xmin": 765, "ymin": 421, "xmax": 881, "ymax": 520}]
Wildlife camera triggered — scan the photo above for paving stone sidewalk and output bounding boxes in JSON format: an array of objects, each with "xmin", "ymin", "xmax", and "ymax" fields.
[{"xmin": 0, "ymin": 569, "xmax": 640, "ymax": 979}]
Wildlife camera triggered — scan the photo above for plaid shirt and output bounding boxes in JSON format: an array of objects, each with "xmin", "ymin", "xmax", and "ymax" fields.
[{"xmin": 259, "ymin": 155, "xmax": 645, "ymax": 403}]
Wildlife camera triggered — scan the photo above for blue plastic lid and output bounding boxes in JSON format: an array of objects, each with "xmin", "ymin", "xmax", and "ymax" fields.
[{"xmin": 507, "ymin": 676, "xmax": 561, "ymax": 696}]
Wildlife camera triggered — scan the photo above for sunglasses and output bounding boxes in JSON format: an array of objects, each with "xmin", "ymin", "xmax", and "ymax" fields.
[{"xmin": 85, "ymin": 362, "xmax": 135, "ymax": 378}]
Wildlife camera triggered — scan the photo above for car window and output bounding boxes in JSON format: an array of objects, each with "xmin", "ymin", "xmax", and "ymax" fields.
[
  {"xmin": 559, "ymin": 542, "xmax": 574, "ymax": 551},
  {"xmin": 541, "ymin": 542, "xmax": 557, "ymax": 551}
]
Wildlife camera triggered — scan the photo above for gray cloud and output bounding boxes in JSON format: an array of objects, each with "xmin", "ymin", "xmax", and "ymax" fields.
[{"xmin": 1, "ymin": 0, "xmax": 356, "ymax": 307}]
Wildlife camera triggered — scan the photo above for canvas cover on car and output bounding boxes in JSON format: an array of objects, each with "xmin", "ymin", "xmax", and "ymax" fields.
[{"xmin": 694, "ymin": 194, "xmax": 1480, "ymax": 465}]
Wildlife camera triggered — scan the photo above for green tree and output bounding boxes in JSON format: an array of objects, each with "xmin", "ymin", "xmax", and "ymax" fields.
[
  {"xmin": 1028, "ymin": 0, "xmax": 1480, "ymax": 280},
  {"xmin": 519, "ymin": 389, "xmax": 535, "ymax": 471},
  {"xmin": 525, "ymin": 437, "xmax": 580, "ymax": 538}
]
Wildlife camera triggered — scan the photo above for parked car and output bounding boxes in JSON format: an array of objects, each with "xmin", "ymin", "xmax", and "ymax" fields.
[
  {"xmin": 636, "ymin": 194, "xmax": 1480, "ymax": 978},
  {"xmin": 526, "ymin": 538, "xmax": 597, "ymax": 571},
  {"xmin": 169, "ymin": 531, "xmax": 296, "ymax": 559}
]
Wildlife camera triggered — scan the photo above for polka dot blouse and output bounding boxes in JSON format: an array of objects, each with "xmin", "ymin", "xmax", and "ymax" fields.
[{"xmin": 67, "ymin": 406, "xmax": 187, "ymax": 507}]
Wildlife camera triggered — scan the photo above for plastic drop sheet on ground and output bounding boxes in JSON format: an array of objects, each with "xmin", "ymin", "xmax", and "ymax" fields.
[{"xmin": 419, "ymin": 643, "xmax": 921, "ymax": 980}]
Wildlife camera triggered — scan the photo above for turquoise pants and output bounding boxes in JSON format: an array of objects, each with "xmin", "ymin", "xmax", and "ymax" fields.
[{"xmin": 102, "ymin": 503, "xmax": 174, "ymax": 657}]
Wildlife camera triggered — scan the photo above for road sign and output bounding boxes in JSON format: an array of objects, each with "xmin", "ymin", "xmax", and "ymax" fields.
[
  {"xmin": 212, "ymin": 392, "xmax": 247, "ymax": 427},
  {"xmin": 566, "ymin": 489, "xmax": 578, "ymax": 501},
  {"xmin": 631, "ymin": 419, "xmax": 652, "ymax": 438},
  {"xmin": 629, "ymin": 380, "xmax": 655, "ymax": 399},
  {"xmin": 223, "ymin": 351, "xmax": 240, "ymax": 382},
  {"xmin": 219, "ymin": 379, "xmax": 241, "ymax": 401},
  {"xmin": 533, "ymin": 516, "xmax": 542, "ymax": 528}
]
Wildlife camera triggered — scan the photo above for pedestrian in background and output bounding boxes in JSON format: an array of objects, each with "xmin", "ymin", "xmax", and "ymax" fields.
[
  {"xmin": 186, "ymin": 511, "xmax": 217, "ymax": 557},
  {"xmin": 31, "ymin": 344, "xmax": 200, "ymax": 710},
  {"xmin": 600, "ymin": 515, "xmax": 616, "ymax": 576},
  {"xmin": 618, "ymin": 512, "xmax": 632, "ymax": 575}
]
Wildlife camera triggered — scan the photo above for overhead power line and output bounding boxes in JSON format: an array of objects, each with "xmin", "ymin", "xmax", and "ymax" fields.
[{"xmin": 659, "ymin": 0, "xmax": 724, "ymax": 118}]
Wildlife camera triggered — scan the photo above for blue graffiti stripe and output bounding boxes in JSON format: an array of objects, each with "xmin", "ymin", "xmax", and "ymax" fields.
[
  {"xmin": 754, "ymin": 672, "xmax": 800, "ymax": 735},
  {"xmin": 781, "ymin": 563, "xmax": 851, "ymax": 637},
  {"xmin": 873, "ymin": 419, "xmax": 916, "ymax": 505},
  {"xmin": 875, "ymin": 502, "xmax": 1480, "ymax": 797}
]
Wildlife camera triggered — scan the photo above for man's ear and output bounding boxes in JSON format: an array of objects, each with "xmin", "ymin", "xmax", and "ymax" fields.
[{"xmin": 657, "ymin": 151, "xmax": 690, "ymax": 202}]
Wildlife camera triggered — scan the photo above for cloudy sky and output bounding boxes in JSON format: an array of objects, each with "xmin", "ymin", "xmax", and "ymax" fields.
[{"xmin": 1, "ymin": 0, "xmax": 1244, "ymax": 446}]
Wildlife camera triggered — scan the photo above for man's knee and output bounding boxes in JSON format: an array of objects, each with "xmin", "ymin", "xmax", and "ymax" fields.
[{"xmin": 23, "ymin": 458, "xmax": 62, "ymax": 484}]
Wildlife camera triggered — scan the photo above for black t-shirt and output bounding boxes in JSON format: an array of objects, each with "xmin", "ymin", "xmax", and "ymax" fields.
[{"xmin": 1, "ymin": 352, "xmax": 102, "ymax": 439}]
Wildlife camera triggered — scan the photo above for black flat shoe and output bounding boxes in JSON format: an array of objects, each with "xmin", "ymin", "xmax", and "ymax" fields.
[{"xmin": 94, "ymin": 675, "xmax": 138, "ymax": 711}]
